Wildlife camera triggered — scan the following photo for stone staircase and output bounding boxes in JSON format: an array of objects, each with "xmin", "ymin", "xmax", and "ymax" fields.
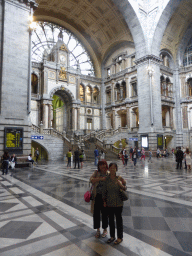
[
  {"xmin": 84, "ymin": 138, "xmax": 118, "ymax": 162},
  {"xmin": 31, "ymin": 132, "xmax": 64, "ymax": 161}
]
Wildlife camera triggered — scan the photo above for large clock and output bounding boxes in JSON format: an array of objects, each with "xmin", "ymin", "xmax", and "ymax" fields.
[{"xmin": 59, "ymin": 54, "xmax": 66, "ymax": 64}]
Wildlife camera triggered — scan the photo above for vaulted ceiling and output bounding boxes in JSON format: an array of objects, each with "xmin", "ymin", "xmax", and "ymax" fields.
[
  {"xmin": 35, "ymin": 0, "xmax": 133, "ymax": 77},
  {"xmin": 160, "ymin": 0, "xmax": 192, "ymax": 62}
]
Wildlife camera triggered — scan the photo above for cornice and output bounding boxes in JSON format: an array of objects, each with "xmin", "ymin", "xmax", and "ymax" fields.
[{"xmin": 135, "ymin": 55, "xmax": 162, "ymax": 66}]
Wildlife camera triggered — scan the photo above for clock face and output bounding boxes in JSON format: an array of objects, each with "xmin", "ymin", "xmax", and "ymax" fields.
[{"xmin": 60, "ymin": 54, "xmax": 66, "ymax": 64}]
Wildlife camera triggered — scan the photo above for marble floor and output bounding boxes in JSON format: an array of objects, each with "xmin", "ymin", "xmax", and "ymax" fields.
[{"xmin": 0, "ymin": 156, "xmax": 192, "ymax": 255}]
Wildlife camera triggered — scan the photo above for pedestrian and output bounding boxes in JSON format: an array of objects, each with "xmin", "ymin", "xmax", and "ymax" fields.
[
  {"xmin": 67, "ymin": 149, "xmax": 72, "ymax": 168},
  {"xmin": 103, "ymin": 162, "xmax": 127, "ymax": 245},
  {"xmin": 74, "ymin": 148, "xmax": 80, "ymax": 169},
  {"xmin": 185, "ymin": 148, "xmax": 191, "ymax": 170},
  {"xmin": 141, "ymin": 147, "xmax": 145, "ymax": 161},
  {"xmin": 90, "ymin": 160, "xmax": 109, "ymax": 238},
  {"xmin": 156, "ymin": 148, "xmax": 160, "ymax": 158},
  {"xmin": 132, "ymin": 148, "xmax": 138, "ymax": 166},
  {"xmin": 175, "ymin": 147, "xmax": 184, "ymax": 169},
  {"xmin": 99, "ymin": 150, "xmax": 105, "ymax": 160},
  {"xmin": 79, "ymin": 150, "xmax": 84, "ymax": 168},
  {"xmin": 35, "ymin": 148, "xmax": 39, "ymax": 162},
  {"xmin": 28, "ymin": 154, "xmax": 34, "ymax": 165},
  {"xmin": 124, "ymin": 150, "xmax": 128, "ymax": 166},
  {"xmin": 121, "ymin": 148, "xmax": 125, "ymax": 165},
  {"xmin": 1, "ymin": 152, "xmax": 10, "ymax": 175},
  {"xmin": 94, "ymin": 147, "xmax": 99, "ymax": 166}
]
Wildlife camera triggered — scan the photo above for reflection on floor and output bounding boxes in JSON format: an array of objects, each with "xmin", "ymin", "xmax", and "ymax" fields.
[{"xmin": 0, "ymin": 156, "xmax": 192, "ymax": 255}]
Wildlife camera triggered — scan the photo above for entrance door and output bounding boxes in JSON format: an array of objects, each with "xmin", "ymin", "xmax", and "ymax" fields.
[{"xmin": 87, "ymin": 118, "xmax": 92, "ymax": 130}]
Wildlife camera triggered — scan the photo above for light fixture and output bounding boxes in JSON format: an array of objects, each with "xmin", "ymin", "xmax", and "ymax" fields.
[{"xmin": 29, "ymin": 21, "xmax": 37, "ymax": 30}]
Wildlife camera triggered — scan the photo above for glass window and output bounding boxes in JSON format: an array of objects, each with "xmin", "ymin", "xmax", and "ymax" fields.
[{"xmin": 32, "ymin": 22, "xmax": 95, "ymax": 76}]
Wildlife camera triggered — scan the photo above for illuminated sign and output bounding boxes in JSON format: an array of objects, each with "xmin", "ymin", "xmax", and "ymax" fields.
[{"xmin": 4, "ymin": 127, "xmax": 23, "ymax": 152}]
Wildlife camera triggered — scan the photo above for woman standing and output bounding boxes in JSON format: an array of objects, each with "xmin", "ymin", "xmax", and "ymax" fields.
[
  {"xmin": 185, "ymin": 148, "xmax": 191, "ymax": 170},
  {"xmin": 90, "ymin": 160, "xmax": 108, "ymax": 238},
  {"xmin": 103, "ymin": 162, "xmax": 127, "ymax": 245}
]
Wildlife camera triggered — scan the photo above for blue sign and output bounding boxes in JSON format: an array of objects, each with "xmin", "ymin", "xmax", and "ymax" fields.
[
  {"xmin": 31, "ymin": 135, "xmax": 44, "ymax": 140},
  {"xmin": 129, "ymin": 138, "xmax": 138, "ymax": 141}
]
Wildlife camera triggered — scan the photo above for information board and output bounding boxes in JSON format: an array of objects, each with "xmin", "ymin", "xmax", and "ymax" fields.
[{"xmin": 4, "ymin": 127, "xmax": 23, "ymax": 153}]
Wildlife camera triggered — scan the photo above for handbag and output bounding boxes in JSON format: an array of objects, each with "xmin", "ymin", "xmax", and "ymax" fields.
[
  {"xmin": 84, "ymin": 186, "xmax": 93, "ymax": 203},
  {"xmin": 119, "ymin": 189, "xmax": 129, "ymax": 201}
]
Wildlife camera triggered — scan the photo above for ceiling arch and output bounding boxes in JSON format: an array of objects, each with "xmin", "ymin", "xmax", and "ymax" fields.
[
  {"xmin": 154, "ymin": 0, "xmax": 192, "ymax": 62},
  {"xmin": 34, "ymin": 0, "xmax": 134, "ymax": 78}
]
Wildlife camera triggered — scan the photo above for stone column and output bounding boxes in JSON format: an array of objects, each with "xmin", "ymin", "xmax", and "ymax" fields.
[
  {"xmin": 125, "ymin": 74, "xmax": 129, "ymax": 99},
  {"xmin": 48, "ymin": 104, "xmax": 52, "ymax": 128},
  {"xmin": 77, "ymin": 107, "xmax": 80, "ymax": 130},
  {"xmin": 72, "ymin": 107, "xmax": 75, "ymax": 131},
  {"xmin": 42, "ymin": 104, "xmax": 46, "ymax": 128},
  {"xmin": 135, "ymin": 55, "xmax": 162, "ymax": 133},
  {"xmin": 126, "ymin": 106, "xmax": 130, "ymax": 129},
  {"xmin": 170, "ymin": 107, "xmax": 174, "ymax": 129},
  {"xmin": 111, "ymin": 80, "xmax": 115, "ymax": 104},
  {"xmin": 112, "ymin": 107, "xmax": 116, "ymax": 129}
]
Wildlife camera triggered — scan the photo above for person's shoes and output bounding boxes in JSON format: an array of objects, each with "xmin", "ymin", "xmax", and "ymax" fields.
[
  {"xmin": 114, "ymin": 238, "xmax": 123, "ymax": 245},
  {"xmin": 95, "ymin": 230, "xmax": 100, "ymax": 238},
  {"xmin": 101, "ymin": 229, "xmax": 107, "ymax": 238},
  {"xmin": 107, "ymin": 237, "xmax": 115, "ymax": 243}
]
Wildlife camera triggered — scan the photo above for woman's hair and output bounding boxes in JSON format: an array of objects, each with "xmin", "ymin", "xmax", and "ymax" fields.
[
  {"xmin": 186, "ymin": 148, "xmax": 190, "ymax": 154},
  {"xmin": 109, "ymin": 162, "xmax": 118, "ymax": 172},
  {"xmin": 98, "ymin": 159, "xmax": 108, "ymax": 171}
]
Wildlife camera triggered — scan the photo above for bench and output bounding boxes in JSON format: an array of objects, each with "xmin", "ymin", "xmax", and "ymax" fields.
[{"xmin": 15, "ymin": 156, "xmax": 33, "ymax": 168}]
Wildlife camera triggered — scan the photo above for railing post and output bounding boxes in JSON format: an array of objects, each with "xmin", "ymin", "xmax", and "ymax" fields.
[
  {"xmin": 50, "ymin": 128, "xmax": 53, "ymax": 136},
  {"xmin": 40, "ymin": 121, "xmax": 43, "ymax": 134}
]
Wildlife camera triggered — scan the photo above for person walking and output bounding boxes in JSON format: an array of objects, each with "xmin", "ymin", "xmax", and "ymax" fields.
[
  {"xmin": 141, "ymin": 148, "xmax": 145, "ymax": 161},
  {"xmin": 103, "ymin": 162, "xmax": 126, "ymax": 245},
  {"xmin": 1, "ymin": 152, "xmax": 10, "ymax": 175},
  {"xmin": 94, "ymin": 147, "xmax": 99, "ymax": 166},
  {"xmin": 35, "ymin": 148, "xmax": 39, "ymax": 162},
  {"xmin": 124, "ymin": 150, "xmax": 128, "ymax": 166},
  {"xmin": 74, "ymin": 148, "xmax": 80, "ymax": 169},
  {"xmin": 79, "ymin": 150, "xmax": 84, "ymax": 168},
  {"xmin": 175, "ymin": 147, "xmax": 184, "ymax": 169},
  {"xmin": 185, "ymin": 148, "xmax": 191, "ymax": 170},
  {"xmin": 67, "ymin": 149, "xmax": 72, "ymax": 168},
  {"xmin": 90, "ymin": 160, "xmax": 109, "ymax": 238},
  {"xmin": 132, "ymin": 148, "xmax": 138, "ymax": 166}
]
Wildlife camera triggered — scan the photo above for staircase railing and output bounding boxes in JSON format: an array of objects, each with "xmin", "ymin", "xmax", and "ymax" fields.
[{"xmin": 31, "ymin": 124, "xmax": 71, "ymax": 147}]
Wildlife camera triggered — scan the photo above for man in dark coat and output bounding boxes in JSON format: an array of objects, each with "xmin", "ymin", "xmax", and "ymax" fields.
[
  {"xmin": 74, "ymin": 148, "xmax": 80, "ymax": 169},
  {"xmin": 176, "ymin": 147, "xmax": 184, "ymax": 169}
]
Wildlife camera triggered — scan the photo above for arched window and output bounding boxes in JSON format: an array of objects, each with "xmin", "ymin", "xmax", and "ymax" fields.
[
  {"xmin": 187, "ymin": 78, "xmax": 192, "ymax": 96},
  {"xmin": 160, "ymin": 76, "xmax": 165, "ymax": 95},
  {"xmin": 80, "ymin": 84, "xmax": 85, "ymax": 102},
  {"xmin": 86, "ymin": 86, "xmax": 92, "ymax": 103},
  {"xmin": 93, "ymin": 87, "xmax": 99, "ymax": 104},
  {"xmin": 183, "ymin": 37, "xmax": 192, "ymax": 66},
  {"xmin": 122, "ymin": 81, "xmax": 126, "ymax": 99},
  {"xmin": 31, "ymin": 73, "xmax": 38, "ymax": 94},
  {"xmin": 115, "ymin": 83, "xmax": 120, "ymax": 101},
  {"xmin": 166, "ymin": 77, "xmax": 170, "ymax": 96},
  {"xmin": 32, "ymin": 22, "xmax": 95, "ymax": 76}
]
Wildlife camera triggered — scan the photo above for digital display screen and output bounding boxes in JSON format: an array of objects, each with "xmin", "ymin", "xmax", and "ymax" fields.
[
  {"xmin": 4, "ymin": 127, "xmax": 23, "ymax": 151},
  {"xmin": 141, "ymin": 136, "xmax": 148, "ymax": 148}
]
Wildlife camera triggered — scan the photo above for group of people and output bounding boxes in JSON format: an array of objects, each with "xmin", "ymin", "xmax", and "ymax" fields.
[
  {"xmin": 174, "ymin": 146, "xmax": 191, "ymax": 170},
  {"xmin": 66, "ymin": 148, "xmax": 85, "ymax": 169},
  {"xmin": 1, "ymin": 152, "xmax": 17, "ymax": 175},
  {"xmin": 90, "ymin": 159, "xmax": 127, "ymax": 245},
  {"xmin": 94, "ymin": 147, "xmax": 105, "ymax": 166}
]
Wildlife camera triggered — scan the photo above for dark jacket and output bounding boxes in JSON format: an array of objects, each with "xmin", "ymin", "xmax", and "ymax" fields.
[
  {"xmin": 74, "ymin": 149, "xmax": 80, "ymax": 160},
  {"xmin": 176, "ymin": 149, "xmax": 184, "ymax": 162}
]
